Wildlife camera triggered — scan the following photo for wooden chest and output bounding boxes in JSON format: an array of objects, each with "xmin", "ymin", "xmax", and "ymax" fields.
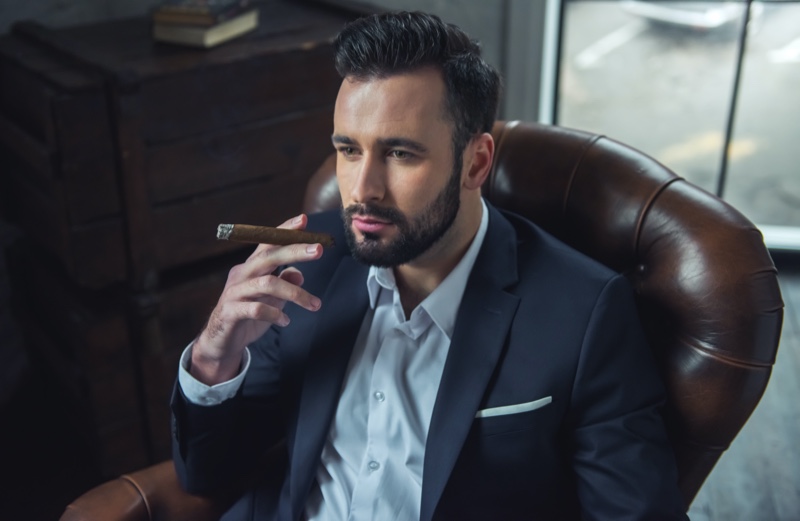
[
  {"xmin": 0, "ymin": 0, "xmax": 354, "ymax": 290},
  {"xmin": 0, "ymin": 0, "xmax": 360, "ymax": 475}
]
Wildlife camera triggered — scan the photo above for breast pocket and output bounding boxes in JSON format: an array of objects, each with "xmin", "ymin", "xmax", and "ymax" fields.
[{"xmin": 473, "ymin": 396, "xmax": 553, "ymax": 438}]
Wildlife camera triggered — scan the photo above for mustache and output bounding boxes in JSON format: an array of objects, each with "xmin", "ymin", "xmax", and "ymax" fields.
[{"xmin": 343, "ymin": 203, "xmax": 407, "ymax": 226}]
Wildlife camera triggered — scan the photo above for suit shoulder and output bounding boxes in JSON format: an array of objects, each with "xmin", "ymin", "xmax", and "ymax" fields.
[{"xmin": 500, "ymin": 209, "xmax": 623, "ymax": 291}]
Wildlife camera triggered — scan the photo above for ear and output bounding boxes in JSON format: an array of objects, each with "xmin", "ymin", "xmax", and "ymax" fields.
[{"xmin": 462, "ymin": 132, "xmax": 494, "ymax": 191}]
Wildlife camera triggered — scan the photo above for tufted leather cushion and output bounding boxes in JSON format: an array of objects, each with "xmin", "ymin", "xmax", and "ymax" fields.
[{"xmin": 303, "ymin": 120, "xmax": 784, "ymax": 506}]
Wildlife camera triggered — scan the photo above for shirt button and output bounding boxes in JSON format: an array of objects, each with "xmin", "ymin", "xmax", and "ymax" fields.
[
  {"xmin": 368, "ymin": 461, "xmax": 380, "ymax": 471},
  {"xmin": 374, "ymin": 391, "xmax": 385, "ymax": 402}
]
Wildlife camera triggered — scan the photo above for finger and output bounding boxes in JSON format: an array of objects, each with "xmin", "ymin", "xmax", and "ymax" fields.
[
  {"xmin": 226, "ymin": 272, "xmax": 321, "ymax": 312},
  {"xmin": 279, "ymin": 213, "xmax": 307, "ymax": 229},
  {"xmin": 238, "ymin": 242, "xmax": 323, "ymax": 281},
  {"xmin": 216, "ymin": 300, "xmax": 292, "ymax": 328},
  {"xmin": 253, "ymin": 271, "xmax": 321, "ymax": 312},
  {"xmin": 247, "ymin": 269, "xmax": 306, "ymax": 310}
]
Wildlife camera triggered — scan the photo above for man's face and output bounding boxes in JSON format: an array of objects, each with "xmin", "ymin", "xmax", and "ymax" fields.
[{"xmin": 332, "ymin": 68, "xmax": 463, "ymax": 267}]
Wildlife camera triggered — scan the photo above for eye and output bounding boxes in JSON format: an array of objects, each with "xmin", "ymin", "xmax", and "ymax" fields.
[
  {"xmin": 389, "ymin": 149, "xmax": 412, "ymax": 160},
  {"xmin": 338, "ymin": 146, "xmax": 359, "ymax": 158}
]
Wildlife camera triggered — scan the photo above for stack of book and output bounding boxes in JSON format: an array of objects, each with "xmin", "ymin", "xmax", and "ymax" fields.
[{"xmin": 152, "ymin": 0, "xmax": 259, "ymax": 48}]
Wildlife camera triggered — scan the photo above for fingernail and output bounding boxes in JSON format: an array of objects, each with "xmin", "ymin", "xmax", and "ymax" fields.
[
  {"xmin": 306, "ymin": 244, "xmax": 318, "ymax": 254},
  {"xmin": 293, "ymin": 215, "xmax": 303, "ymax": 224},
  {"xmin": 279, "ymin": 314, "xmax": 291, "ymax": 326},
  {"xmin": 310, "ymin": 297, "xmax": 321, "ymax": 310}
]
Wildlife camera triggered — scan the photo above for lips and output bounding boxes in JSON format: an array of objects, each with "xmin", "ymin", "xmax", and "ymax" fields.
[{"xmin": 352, "ymin": 215, "xmax": 393, "ymax": 234}]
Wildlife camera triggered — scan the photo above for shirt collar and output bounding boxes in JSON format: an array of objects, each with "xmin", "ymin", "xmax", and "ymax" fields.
[{"xmin": 366, "ymin": 198, "xmax": 490, "ymax": 340}]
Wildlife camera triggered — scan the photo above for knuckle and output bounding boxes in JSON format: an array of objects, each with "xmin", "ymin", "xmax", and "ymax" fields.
[
  {"xmin": 291, "ymin": 286, "xmax": 304, "ymax": 302},
  {"xmin": 226, "ymin": 263, "xmax": 246, "ymax": 283},
  {"xmin": 247, "ymin": 301, "xmax": 265, "ymax": 318},
  {"xmin": 220, "ymin": 285, "xmax": 236, "ymax": 302},
  {"xmin": 216, "ymin": 304, "xmax": 236, "ymax": 323},
  {"xmin": 260, "ymin": 274, "xmax": 278, "ymax": 291}
]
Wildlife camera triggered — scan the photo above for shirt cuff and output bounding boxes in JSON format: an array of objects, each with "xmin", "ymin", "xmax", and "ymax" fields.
[{"xmin": 178, "ymin": 342, "xmax": 251, "ymax": 406}]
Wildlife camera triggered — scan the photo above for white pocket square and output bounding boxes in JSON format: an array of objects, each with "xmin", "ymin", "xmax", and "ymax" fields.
[{"xmin": 475, "ymin": 396, "xmax": 553, "ymax": 418}]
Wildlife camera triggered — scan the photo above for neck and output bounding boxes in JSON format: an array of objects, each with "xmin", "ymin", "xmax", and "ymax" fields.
[{"xmin": 394, "ymin": 197, "xmax": 483, "ymax": 318}]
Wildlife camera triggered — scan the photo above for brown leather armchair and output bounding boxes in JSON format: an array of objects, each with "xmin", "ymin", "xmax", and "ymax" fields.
[{"xmin": 60, "ymin": 121, "xmax": 784, "ymax": 521}]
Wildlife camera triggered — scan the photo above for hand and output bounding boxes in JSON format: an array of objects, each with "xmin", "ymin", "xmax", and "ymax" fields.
[{"xmin": 191, "ymin": 214, "xmax": 323, "ymax": 385}]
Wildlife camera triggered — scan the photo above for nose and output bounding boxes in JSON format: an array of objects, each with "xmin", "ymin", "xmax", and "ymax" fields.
[{"xmin": 347, "ymin": 153, "xmax": 385, "ymax": 204}]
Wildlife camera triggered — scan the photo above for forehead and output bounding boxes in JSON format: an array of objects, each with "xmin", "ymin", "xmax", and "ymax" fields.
[{"xmin": 333, "ymin": 68, "xmax": 451, "ymax": 143}]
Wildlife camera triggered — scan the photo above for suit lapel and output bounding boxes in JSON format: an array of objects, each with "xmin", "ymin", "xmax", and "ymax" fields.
[
  {"xmin": 289, "ymin": 255, "xmax": 369, "ymax": 519},
  {"xmin": 420, "ymin": 205, "xmax": 521, "ymax": 521}
]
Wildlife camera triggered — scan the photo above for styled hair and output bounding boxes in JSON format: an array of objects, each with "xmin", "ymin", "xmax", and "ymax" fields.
[{"xmin": 333, "ymin": 11, "xmax": 501, "ymax": 157}]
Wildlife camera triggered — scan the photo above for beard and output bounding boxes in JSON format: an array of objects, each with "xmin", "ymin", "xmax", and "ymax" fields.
[{"xmin": 342, "ymin": 160, "xmax": 462, "ymax": 268}]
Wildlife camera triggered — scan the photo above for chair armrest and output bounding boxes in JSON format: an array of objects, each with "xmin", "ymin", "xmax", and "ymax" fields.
[{"xmin": 59, "ymin": 460, "xmax": 226, "ymax": 521}]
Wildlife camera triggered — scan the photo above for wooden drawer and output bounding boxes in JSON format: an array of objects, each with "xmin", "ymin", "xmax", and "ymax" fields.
[
  {"xmin": 138, "ymin": 43, "xmax": 339, "ymax": 143},
  {"xmin": 145, "ymin": 107, "xmax": 333, "ymax": 204}
]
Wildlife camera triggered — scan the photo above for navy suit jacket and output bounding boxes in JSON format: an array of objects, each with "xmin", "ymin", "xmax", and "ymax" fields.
[{"xmin": 172, "ymin": 204, "xmax": 687, "ymax": 520}]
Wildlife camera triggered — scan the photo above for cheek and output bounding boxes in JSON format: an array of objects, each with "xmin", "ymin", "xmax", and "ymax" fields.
[
  {"xmin": 392, "ymin": 167, "xmax": 445, "ymax": 206},
  {"xmin": 391, "ymin": 185, "xmax": 422, "ymax": 212},
  {"xmin": 334, "ymin": 161, "xmax": 355, "ymax": 204}
]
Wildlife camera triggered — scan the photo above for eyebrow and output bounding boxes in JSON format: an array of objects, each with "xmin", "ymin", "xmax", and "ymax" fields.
[
  {"xmin": 331, "ymin": 134, "xmax": 429, "ymax": 154},
  {"xmin": 378, "ymin": 138, "xmax": 428, "ymax": 154},
  {"xmin": 331, "ymin": 134, "xmax": 356, "ymax": 146}
]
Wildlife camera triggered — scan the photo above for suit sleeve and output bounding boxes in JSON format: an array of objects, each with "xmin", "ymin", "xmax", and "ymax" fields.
[
  {"xmin": 171, "ymin": 327, "xmax": 287, "ymax": 496},
  {"xmin": 568, "ymin": 274, "xmax": 688, "ymax": 520}
]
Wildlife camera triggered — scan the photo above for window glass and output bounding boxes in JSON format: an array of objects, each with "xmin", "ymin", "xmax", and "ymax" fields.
[
  {"xmin": 723, "ymin": 2, "xmax": 800, "ymax": 227},
  {"xmin": 557, "ymin": 0, "xmax": 747, "ymax": 194}
]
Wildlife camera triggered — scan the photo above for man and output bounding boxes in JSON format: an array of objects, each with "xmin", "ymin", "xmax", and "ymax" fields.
[{"xmin": 172, "ymin": 11, "xmax": 688, "ymax": 520}]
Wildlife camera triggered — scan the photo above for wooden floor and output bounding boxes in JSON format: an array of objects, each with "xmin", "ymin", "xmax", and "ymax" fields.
[{"xmin": 689, "ymin": 255, "xmax": 800, "ymax": 521}]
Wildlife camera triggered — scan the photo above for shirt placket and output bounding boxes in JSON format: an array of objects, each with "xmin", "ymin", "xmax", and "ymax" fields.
[{"xmin": 347, "ymin": 289, "xmax": 398, "ymax": 519}]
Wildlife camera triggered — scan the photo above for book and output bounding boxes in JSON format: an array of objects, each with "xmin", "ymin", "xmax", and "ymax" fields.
[
  {"xmin": 153, "ymin": 8, "xmax": 259, "ymax": 48},
  {"xmin": 155, "ymin": 0, "xmax": 242, "ymax": 12},
  {"xmin": 152, "ymin": 0, "xmax": 251, "ymax": 27}
]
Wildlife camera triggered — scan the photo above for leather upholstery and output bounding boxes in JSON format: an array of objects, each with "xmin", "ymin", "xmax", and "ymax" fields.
[
  {"xmin": 59, "ymin": 121, "xmax": 783, "ymax": 520},
  {"xmin": 59, "ymin": 461, "xmax": 223, "ymax": 521},
  {"xmin": 486, "ymin": 122, "xmax": 783, "ymax": 502}
]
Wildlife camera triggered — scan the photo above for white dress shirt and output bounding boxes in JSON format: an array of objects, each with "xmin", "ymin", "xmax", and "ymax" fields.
[{"xmin": 179, "ymin": 199, "xmax": 489, "ymax": 521}]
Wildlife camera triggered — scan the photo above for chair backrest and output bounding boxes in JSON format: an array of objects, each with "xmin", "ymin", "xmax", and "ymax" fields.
[{"xmin": 302, "ymin": 120, "xmax": 784, "ymax": 506}]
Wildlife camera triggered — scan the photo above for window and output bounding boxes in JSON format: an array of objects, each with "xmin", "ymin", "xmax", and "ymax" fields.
[{"xmin": 556, "ymin": 1, "xmax": 800, "ymax": 248}]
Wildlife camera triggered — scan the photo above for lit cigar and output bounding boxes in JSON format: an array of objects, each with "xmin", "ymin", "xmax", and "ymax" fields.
[{"xmin": 217, "ymin": 224, "xmax": 335, "ymax": 248}]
